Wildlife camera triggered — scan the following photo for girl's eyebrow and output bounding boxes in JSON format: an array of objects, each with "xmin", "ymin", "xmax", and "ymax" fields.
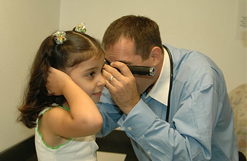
[{"xmin": 84, "ymin": 67, "xmax": 98, "ymax": 72}]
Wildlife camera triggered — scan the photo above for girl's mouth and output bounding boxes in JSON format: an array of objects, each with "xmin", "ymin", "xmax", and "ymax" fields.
[{"xmin": 92, "ymin": 91, "xmax": 102, "ymax": 97}]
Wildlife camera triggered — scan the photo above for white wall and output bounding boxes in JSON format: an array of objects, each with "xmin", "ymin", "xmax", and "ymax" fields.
[
  {"xmin": 0, "ymin": 0, "xmax": 246, "ymax": 154},
  {"xmin": 0, "ymin": 0, "xmax": 60, "ymax": 152},
  {"xmin": 60, "ymin": 0, "xmax": 247, "ymax": 92}
]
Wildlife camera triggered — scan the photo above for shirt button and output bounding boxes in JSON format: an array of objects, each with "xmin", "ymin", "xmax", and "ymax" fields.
[
  {"xmin": 147, "ymin": 151, "xmax": 151, "ymax": 155},
  {"xmin": 128, "ymin": 127, "xmax": 132, "ymax": 130}
]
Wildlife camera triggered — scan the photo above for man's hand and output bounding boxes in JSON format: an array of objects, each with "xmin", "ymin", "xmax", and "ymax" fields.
[{"xmin": 102, "ymin": 62, "xmax": 140, "ymax": 114}]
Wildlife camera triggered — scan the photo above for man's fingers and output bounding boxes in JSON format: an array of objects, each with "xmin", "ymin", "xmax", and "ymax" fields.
[{"xmin": 111, "ymin": 62, "xmax": 133, "ymax": 77}]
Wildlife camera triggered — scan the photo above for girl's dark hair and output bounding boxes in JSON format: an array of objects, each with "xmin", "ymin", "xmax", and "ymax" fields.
[
  {"xmin": 102, "ymin": 15, "xmax": 163, "ymax": 60},
  {"xmin": 18, "ymin": 31, "xmax": 104, "ymax": 128}
]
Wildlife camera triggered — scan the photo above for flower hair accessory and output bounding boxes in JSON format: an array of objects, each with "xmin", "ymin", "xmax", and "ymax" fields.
[
  {"xmin": 74, "ymin": 23, "xmax": 86, "ymax": 34},
  {"xmin": 53, "ymin": 31, "xmax": 67, "ymax": 44}
]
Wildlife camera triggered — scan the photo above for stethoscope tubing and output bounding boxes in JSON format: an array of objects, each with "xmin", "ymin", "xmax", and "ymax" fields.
[{"xmin": 163, "ymin": 45, "xmax": 173, "ymax": 122}]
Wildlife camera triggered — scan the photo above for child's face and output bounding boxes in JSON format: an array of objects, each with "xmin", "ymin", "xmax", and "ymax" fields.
[{"xmin": 67, "ymin": 55, "xmax": 106, "ymax": 103}]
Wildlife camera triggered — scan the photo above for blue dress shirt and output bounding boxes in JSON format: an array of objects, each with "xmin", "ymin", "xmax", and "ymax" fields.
[{"xmin": 97, "ymin": 44, "xmax": 238, "ymax": 161}]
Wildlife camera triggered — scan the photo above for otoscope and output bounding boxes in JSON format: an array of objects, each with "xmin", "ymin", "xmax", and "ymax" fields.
[{"xmin": 104, "ymin": 59, "xmax": 155, "ymax": 76}]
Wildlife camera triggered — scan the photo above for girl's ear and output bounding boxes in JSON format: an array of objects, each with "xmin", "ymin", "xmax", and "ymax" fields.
[{"xmin": 150, "ymin": 46, "xmax": 162, "ymax": 66}]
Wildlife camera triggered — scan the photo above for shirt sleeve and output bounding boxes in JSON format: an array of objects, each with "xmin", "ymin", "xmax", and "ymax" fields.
[
  {"xmin": 96, "ymin": 88, "xmax": 123, "ymax": 137},
  {"xmin": 118, "ymin": 98, "xmax": 176, "ymax": 160},
  {"xmin": 118, "ymin": 83, "xmax": 230, "ymax": 160}
]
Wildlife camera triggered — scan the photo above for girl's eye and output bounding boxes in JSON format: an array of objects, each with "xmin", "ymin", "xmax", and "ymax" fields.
[{"xmin": 87, "ymin": 72, "xmax": 95, "ymax": 77}]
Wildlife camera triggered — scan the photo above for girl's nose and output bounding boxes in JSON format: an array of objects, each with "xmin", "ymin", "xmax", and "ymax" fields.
[{"xmin": 98, "ymin": 74, "xmax": 106, "ymax": 87}]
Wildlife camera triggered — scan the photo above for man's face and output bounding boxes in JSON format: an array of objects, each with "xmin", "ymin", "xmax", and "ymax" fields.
[{"xmin": 104, "ymin": 37, "xmax": 155, "ymax": 94}]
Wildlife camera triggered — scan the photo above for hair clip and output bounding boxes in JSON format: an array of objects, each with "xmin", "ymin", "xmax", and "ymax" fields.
[
  {"xmin": 52, "ymin": 31, "xmax": 67, "ymax": 44},
  {"xmin": 74, "ymin": 23, "xmax": 86, "ymax": 34}
]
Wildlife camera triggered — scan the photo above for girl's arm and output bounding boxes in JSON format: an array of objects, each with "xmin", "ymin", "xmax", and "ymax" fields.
[{"xmin": 45, "ymin": 67, "xmax": 103, "ymax": 138}]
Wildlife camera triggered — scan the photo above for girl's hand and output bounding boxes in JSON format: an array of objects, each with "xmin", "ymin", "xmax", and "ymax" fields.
[{"xmin": 46, "ymin": 67, "xmax": 72, "ymax": 95}]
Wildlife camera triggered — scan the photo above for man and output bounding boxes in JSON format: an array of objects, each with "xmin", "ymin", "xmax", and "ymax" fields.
[{"xmin": 97, "ymin": 15, "xmax": 238, "ymax": 160}]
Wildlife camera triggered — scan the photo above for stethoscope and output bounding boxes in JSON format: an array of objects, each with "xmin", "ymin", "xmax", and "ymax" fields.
[{"xmin": 163, "ymin": 45, "xmax": 173, "ymax": 122}]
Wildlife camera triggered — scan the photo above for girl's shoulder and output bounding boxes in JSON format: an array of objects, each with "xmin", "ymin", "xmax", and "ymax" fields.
[
  {"xmin": 36, "ymin": 104, "xmax": 72, "ymax": 150},
  {"xmin": 39, "ymin": 104, "xmax": 70, "ymax": 117}
]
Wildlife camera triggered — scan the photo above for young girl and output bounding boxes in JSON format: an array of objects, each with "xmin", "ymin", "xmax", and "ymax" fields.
[{"xmin": 18, "ymin": 23, "xmax": 105, "ymax": 161}]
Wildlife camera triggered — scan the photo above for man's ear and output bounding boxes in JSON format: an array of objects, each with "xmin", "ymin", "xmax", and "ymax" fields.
[{"xmin": 150, "ymin": 46, "xmax": 162, "ymax": 66}]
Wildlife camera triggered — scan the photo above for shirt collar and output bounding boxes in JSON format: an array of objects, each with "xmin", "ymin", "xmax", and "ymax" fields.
[{"xmin": 144, "ymin": 47, "xmax": 171, "ymax": 106}]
